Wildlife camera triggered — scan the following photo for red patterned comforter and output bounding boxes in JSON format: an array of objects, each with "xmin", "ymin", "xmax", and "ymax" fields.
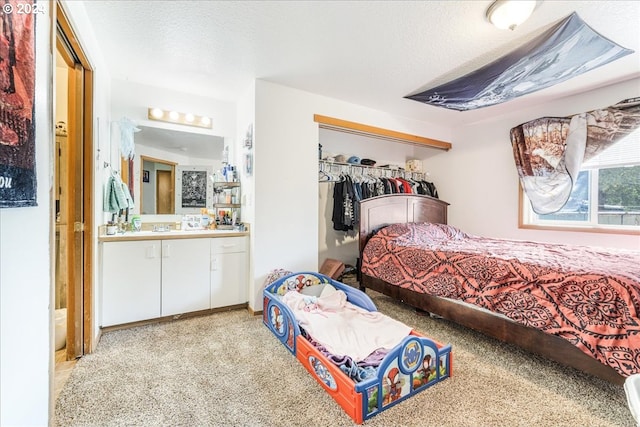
[{"xmin": 361, "ymin": 223, "xmax": 640, "ymax": 377}]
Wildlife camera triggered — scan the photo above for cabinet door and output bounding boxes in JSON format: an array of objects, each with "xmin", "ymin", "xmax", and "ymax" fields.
[
  {"xmin": 161, "ymin": 238, "xmax": 211, "ymax": 316},
  {"xmin": 211, "ymin": 237, "xmax": 248, "ymax": 308},
  {"xmin": 101, "ymin": 241, "xmax": 161, "ymax": 327}
]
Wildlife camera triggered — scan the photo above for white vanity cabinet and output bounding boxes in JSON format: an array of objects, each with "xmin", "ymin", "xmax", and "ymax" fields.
[
  {"xmin": 161, "ymin": 238, "xmax": 211, "ymax": 316},
  {"xmin": 100, "ymin": 231, "xmax": 249, "ymax": 328},
  {"xmin": 210, "ymin": 236, "xmax": 248, "ymax": 308},
  {"xmin": 101, "ymin": 240, "xmax": 162, "ymax": 326}
]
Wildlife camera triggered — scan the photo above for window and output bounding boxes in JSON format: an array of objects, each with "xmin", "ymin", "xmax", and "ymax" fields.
[{"xmin": 521, "ymin": 129, "xmax": 640, "ymax": 233}]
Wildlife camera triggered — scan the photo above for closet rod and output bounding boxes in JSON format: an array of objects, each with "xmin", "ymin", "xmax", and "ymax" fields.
[{"xmin": 319, "ymin": 159, "xmax": 428, "ymax": 182}]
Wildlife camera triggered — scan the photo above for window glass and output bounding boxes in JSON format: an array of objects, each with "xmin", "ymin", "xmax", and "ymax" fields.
[
  {"xmin": 522, "ymin": 129, "xmax": 640, "ymax": 232},
  {"xmin": 598, "ymin": 165, "xmax": 640, "ymax": 226}
]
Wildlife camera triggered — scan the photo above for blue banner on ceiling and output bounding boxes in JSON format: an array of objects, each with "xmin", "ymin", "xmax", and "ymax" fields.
[{"xmin": 405, "ymin": 13, "xmax": 633, "ymax": 111}]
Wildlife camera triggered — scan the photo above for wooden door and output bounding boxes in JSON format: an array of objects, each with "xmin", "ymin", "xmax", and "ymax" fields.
[
  {"xmin": 157, "ymin": 170, "xmax": 174, "ymax": 214},
  {"xmin": 65, "ymin": 62, "xmax": 84, "ymax": 360},
  {"xmin": 56, "ymin": 1, "xmax": 95, "ymax": 360}
]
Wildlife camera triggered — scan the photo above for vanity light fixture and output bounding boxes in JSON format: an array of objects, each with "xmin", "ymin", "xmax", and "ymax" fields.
[
  {"xmin": 486, "ymin": 0, "xmax": 538, "ymax": 30},
  {"xmin": 147, "ymin": 107, "xmax": 213, "ymax": 129}
]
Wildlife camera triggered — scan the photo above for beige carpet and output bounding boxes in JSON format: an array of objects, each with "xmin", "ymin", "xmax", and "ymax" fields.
[{"xmin": 55, "ymin": 285, "xmax": 634, "ymax": 427}]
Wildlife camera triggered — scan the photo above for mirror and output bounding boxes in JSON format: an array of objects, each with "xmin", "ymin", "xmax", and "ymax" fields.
[{"xmin": 134, "ymin": 125, "xmax": 225, "ymax": 216}]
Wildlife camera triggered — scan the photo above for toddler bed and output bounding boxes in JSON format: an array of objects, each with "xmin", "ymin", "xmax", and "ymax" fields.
[{"xmin": 263, "ymin": 272, "xmax": 452, "ymax": 424}]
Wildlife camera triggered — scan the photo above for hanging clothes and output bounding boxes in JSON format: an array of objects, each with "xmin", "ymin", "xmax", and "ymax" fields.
[
  {"xmin": 324, "ymin": 163, "xmax": 439, "ymax": 231},
  {"xmin": 332, "ymin": 175, "xmax": 356, "ymax": 231}
]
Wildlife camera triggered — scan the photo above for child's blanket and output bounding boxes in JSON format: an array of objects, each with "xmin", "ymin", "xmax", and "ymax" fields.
[{"xmin": 282, "ymin": 289, "xmax": 411, "ymax": 361}]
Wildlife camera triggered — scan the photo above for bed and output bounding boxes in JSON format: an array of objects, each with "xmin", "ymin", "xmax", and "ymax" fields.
[
  {"xmin": 263, "ymin": 272, "xmax": 453, "ymax": 424},
  {"xmin": 358, "ymin": 194, "xmax": 640, "ymax": 385}
]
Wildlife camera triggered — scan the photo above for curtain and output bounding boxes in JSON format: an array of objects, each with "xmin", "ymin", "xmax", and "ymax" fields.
[{"xmin": 510, "ymin": 98, "xmax": 640, "ymax": 214}]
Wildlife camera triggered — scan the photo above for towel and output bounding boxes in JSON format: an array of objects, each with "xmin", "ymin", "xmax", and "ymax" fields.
[{"xmin": 103, "ymin": 175, "xmax": 135, "ymax": 213}]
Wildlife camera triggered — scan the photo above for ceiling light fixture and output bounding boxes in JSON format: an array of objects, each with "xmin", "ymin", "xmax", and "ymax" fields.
[
  {"xmin": 147, "ymin": 107, "xmax": 212, "ymax": 129},
  {"xmin": 486, "ymin": 0, "xmax": 537, "ymax": 31}
]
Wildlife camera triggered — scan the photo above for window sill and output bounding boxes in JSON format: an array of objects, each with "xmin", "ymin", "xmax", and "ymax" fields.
[{"xmin": 519, "ymin": 223, "xmax": 640, "ymax": 236}]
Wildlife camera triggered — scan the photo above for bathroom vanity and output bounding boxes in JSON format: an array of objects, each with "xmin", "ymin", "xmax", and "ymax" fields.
[{"xmin": 99, "ymin": 228, "xmax": 249, "ymax": 327}]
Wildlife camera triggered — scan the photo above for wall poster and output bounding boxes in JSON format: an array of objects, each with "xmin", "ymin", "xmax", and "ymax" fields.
[
  {"xmin": 175, "ymin": 165, "xmax": 213, "ymax": 214},
  {"xmin": 181, "ymin": 170, "xmax": 207, "ymax": 208},
  {"xmin": 0, "ymin": 1, "xmax": 37, "ymax": 208}
]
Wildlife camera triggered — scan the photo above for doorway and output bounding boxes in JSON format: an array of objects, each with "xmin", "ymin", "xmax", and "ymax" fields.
[
  {"xmin": 54, "ymin": 3, "xmax": 94, "ymax": 365},
  {"xmin": 157, "ymin": 170, "xmax": 174, "ymax": 214},
  {"xmin": 140, "ymin": 155, "xmax": 176, "ymax": 214}
]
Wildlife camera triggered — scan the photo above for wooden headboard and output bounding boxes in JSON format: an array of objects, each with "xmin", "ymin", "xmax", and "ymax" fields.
[{"xmin": 358, "ymin": 194, "xmax": 449, "ymax": 254}]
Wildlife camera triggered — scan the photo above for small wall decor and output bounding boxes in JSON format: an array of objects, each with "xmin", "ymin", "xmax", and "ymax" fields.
[
  {"xmin": 117, "ymin": 116, "xmax": 140, "ymax": 160},
  {"xmin": 244, "ymin": 123, "xmax": 253, "ymax": 149},
  {"xmin": 142, "ymin": 170, "xmax": 149, "ymax": 183},
  {"xmin": 0, "ymin": 3, "xmax": 37, "ymax": 208},
  {"xmin": 244, "ymin": 152, "xmax": 253, "ymax": 176}
]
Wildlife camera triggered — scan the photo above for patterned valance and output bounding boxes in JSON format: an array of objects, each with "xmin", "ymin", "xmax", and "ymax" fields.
[{"xmin": 510, "ymin": 98, "xmax": 640, "ymax": 214}]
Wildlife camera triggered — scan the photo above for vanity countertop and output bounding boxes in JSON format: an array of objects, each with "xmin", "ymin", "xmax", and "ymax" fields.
[{"xmin": 99, "ymin": 228, "xmax": 249, "ymax": 242}]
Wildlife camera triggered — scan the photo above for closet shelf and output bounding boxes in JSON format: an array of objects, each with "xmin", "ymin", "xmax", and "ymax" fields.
[
  {"xmin": 212, "ymin": 181, "xmax": 240, "ymax": 188},
  {"xmin": 213, "ymin": 203, "xmax": 241, "ymax": 208}
]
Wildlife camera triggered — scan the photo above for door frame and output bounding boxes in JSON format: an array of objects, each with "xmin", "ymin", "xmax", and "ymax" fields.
[{"xmin": 56, "ymin": 2, "xmax": 94, "ymax": 356}]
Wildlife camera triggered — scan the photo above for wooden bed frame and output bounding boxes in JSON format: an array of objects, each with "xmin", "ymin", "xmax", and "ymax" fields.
[{"xmin": 357, "ymin": 194, "xmax": 625, "ymax": 385}]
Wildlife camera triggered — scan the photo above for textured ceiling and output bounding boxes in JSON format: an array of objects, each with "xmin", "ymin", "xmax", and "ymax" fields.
[{"xmin": 81, "ymin": 1, "xmax": 640, "ymax": 127}]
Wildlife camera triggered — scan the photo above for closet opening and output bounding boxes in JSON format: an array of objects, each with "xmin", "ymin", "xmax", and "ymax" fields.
[{"xmin": 317, "ymin": 123, "xmax": 450, "ymax": 280}]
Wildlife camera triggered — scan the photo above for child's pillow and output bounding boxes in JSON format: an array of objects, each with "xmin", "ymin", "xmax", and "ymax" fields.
[
  {"xmin": 320, "ymin": 283, "xmax": 337, "ymax": 297},
  {"xmin": 300, "ymin": 284, "xmax": 324, "ymax": 297}
]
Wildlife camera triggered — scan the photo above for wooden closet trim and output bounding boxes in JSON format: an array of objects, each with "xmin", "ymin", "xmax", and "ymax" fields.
[{"xmin": 314, "ymin": 114, "xmax": 452, "ymax": 151}]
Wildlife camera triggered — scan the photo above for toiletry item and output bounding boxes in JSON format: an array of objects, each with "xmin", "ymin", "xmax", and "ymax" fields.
[
  {"xmin": 106, "ymin": 224, "xmax": 117, "ymax": 235},
  {"xmin": 131, "ymin": 215, "xmax": 142, "ymax": 232}
]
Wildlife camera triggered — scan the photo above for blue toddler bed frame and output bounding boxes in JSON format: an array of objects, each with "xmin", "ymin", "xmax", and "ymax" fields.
[{"xmin": 263, "ymin": 272, "xmax": 453, "ymax": 424}]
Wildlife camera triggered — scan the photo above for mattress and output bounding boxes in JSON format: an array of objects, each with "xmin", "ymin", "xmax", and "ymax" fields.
[{"xmin": 361, "ymin": 222, "xmax": 640, "ymax": 378}]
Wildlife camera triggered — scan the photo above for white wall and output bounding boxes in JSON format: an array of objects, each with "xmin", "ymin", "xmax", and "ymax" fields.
[
  {"xmin": 0, "ymin": 2, "xmax": 113, "ymax": 424},
  {"xmin": 427, "ymin": 78, "xmax": 640, "ymax": 250},
  {"xmin": 250, "ymin": 80, "xmax": 450, "ymax": 310},
  {"xmin": 235, "ymin": 82, "xmax": 256, "ymax": 312},
  {"xmin": 0, "ymin": 5, "xmax": 52, "ymax": 425},
  {"xmin": 110, "ymin": 79, "xmax": 236, "ymax": 138}
]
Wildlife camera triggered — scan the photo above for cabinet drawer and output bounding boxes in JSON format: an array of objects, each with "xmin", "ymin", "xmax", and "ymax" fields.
[{"xmin": 212, "ymin": 236, "xmax": 247, "ymax": 254}]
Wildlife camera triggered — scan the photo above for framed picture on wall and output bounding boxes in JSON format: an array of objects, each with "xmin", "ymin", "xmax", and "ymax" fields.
[
  {"xmin": 244, "ymin": 153, "xmax": 253, "ymax": 176},
  {"xmin": 142, "ymin": 170, "xmax": 150, "ymax": 182},
  {"xmin": 0, "ymin": 5, "xmax": 36, "ymax": 208},
  {"xmin": 175, "ymin": 165, "xmax": 214, "ymax": 214}
]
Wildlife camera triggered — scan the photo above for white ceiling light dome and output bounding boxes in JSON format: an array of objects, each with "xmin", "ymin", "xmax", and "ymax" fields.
[{"xmin": 486, "ymin": 0, "xmax": 538, "ymax": 30}]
